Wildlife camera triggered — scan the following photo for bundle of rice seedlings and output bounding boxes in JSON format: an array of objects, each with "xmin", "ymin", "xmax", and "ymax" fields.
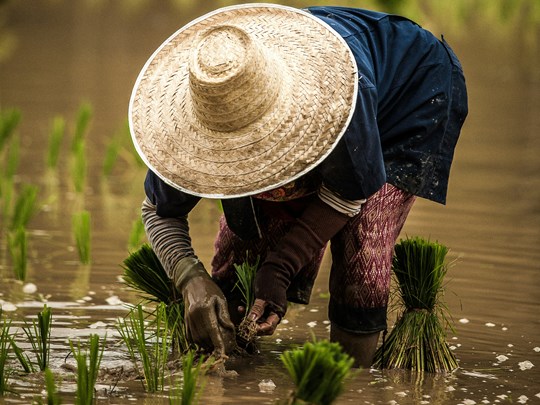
[
  {"xmin": 122, "ymin": 244, "xmax": 189, "ymax": 354},
  {"xmin": 232, "ymin": 255, "xmax": 259, "ymax": 349},
  {"xmin": 280, "ymin": 339, "xmax": 354, "ymax": 405},
  {"xmin": 372, "ymin": 237, "xmax": 458, "ymax": 373}
]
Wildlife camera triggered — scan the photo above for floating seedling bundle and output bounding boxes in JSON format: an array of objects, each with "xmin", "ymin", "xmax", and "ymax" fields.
[{"xmin": 373, "ymin": 237, "xmax": 458, "ymax": 373}]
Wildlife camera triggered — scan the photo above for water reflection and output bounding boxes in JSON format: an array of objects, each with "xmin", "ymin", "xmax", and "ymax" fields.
[{"xmin": 0, "ymin": 0, "xmax": 539, "ymax": 404}]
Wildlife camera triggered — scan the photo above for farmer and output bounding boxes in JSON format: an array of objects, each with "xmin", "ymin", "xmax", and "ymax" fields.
[{"xmin": 129, "ymin": 4, "xmax": 468, "ymax": 368}]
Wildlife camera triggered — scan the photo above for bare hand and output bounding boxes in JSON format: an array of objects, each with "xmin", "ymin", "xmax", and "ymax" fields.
[{"xmin": 247, "ymin": 298, "xmax": 281, "ymax": 336}]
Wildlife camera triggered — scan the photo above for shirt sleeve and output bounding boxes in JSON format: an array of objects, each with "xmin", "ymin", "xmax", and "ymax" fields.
[
  {"xmin": 318, "ymin": 183, "xmax": 366, "ymax": 217},
  {"xmin": 144, "ymin": 169, "xmax": 200, "ymax": 217},
  {"xmin": 142, "ymin": 169, "xmax": 200, "ymax": 275},
  {"xmin": 141, "ymin": 197, "xmax": 196, "ymax": 276}
]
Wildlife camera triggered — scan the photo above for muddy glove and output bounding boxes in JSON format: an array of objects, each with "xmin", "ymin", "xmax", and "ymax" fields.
[
  {"xmin": 171, "ymin": 257, "xmax": 237, "ymax": 355},
  {"xmin": 248, "ymin": 197, "xmax": 351, "ymax": 335}
]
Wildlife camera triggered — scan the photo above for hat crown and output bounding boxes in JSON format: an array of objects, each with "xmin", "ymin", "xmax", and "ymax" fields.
[{"xmin": 188, "ymin": 25, "xmax": 280, "ymax": 132}]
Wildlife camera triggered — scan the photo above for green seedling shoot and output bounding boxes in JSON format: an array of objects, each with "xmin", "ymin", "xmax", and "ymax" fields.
[
  {"xmin": 69, "ymin": 333, "xmax": 105, "ymax": 405},
  {"xmin": 280, "ymin": 338, "xmax": 354, "ymax": 405}
]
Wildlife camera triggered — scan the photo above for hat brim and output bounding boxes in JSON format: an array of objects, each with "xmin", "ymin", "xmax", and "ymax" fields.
[{"xmin": 129, "ymin": 3, "xmax": 358, "ymax": 199}]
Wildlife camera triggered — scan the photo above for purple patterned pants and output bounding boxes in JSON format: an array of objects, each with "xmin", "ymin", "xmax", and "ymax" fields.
[{"xmin": 211, "ymin": 183, "xmax": 416, "ymax": 333}]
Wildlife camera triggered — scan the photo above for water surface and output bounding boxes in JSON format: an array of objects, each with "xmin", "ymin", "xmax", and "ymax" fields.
[{"xmin": 0, "ymin": 1, "xmax": 539, "ymax": 404}]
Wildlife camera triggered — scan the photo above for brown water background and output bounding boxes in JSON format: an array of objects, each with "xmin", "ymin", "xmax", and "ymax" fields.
[{"xmin": 0, "ymin": 0, "xmax": 539, "ymax": 404}]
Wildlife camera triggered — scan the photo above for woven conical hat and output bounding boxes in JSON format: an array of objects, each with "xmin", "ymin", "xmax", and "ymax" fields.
[{"xmin": 129, "ymin": 3, "xmax": 358, "ymax": 198}]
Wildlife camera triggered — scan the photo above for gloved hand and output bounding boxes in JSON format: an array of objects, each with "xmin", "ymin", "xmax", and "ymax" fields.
[
  {"xmin": 248, "ymin": 197, "xmax": 351, "ymax": 335},
  {"xmin": 171, "ymin": 257, "xmax": 237, "ymax": 356}
]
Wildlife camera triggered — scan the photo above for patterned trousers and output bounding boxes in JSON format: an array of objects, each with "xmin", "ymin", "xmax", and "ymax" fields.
[{"xmin": 211, "ymin": 183, "xmax": 416, "ymax": 333}]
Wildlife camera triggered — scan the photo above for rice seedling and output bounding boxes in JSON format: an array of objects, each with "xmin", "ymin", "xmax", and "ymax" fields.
[
  {"xmin": 0, "ymin": 107, "xmax": 21, "ymax": 153},
  {"xmin": 22, "ymin": 304, "xmax": 52, "ymax": 371},
  {"xmin": 116, "ymin": 303, "xmax": 170, "ymax": 393},
  {"xmin": 71, "ymin": 139, "xmax": 87, "ymax": 194},
  {"xmin": 122, "ymin": 244, "xmax": 189, "ymax": 354},
  {"xmin": 232, "ymin": 255, "xmax": 260, "ymax": 349},
  {"xmin": 7, "ymin": 226, "xmax": 27, "ymax": 281},
  {"xmin": 104, "ymin": 119, "xmax": 146, "ymax": 173},
  {"xmin": 280, "ymin": 338, "xmax": 354, "ymax": 405},
  {"xmin": 69, "ymin": 333, "xmax": 105, "ymax": 405},
  {"xmin": 127, "ymin": 217, "xmax": 146, "ymax": 251},
  {"xmin": 102, "ymin": 136, "xmax": 120, "ymax": 177},
  {"xmin": 34, "ymin": 368, "xmax": 62, "ymax": 405},
  {"xmin": 72, "ymin": 210, "xmax": 91, "ymax": 264},
  {"xmin": 10, "ymin": 183, "xmax": 38, "ymax": 231},
  {"xmin": 0, "ymin": 178, "xmax": 14, "ymax": 220},
  {"xmin": 10, "ymin": 336, "xmax": 36, "ymax": 373},
  {"xmin": 372, "ymin": 237, "xmax": 458, "ymax": 373},
  {"xmin": 169, "ymin": 350, "xmax": 208, "ymax": 405},
  {"xmin": 4, "ymin": 134, "xmax": 20, "ymax": 181},
  {"xmin": 233, "ymin": 254, "xmax": 259, "ymax": 315},
  {"xmin": 0, "ymin": 318, "xmax": 13, "ymax": 395},
  {"xmin": 46, "ymin": 116, "xmax": 66, "ymax": 169},
  {"xmin": 71, "ymin": 102, "xmax": 92, "ymax": 152}
]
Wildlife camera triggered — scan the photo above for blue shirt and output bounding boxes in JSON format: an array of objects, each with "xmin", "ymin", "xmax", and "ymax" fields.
[{"xmin": 308, "ymin": 6, "xmax": 468, "ymax": 203}]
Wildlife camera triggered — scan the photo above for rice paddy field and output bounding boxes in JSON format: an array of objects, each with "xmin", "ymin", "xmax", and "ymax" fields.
[{"xmin": 0, "ymin": 0, "xmax": 539, "ymax": 404}]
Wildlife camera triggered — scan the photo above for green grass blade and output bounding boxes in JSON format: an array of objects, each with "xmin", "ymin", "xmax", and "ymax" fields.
[
  {"xmin": 71, "ymin": 102, "xmax": 92, "ymax": 151},
  {"xmin": 0, "ymin": 108, "xmax": 21, "ymax": 152},
  {"xmin": 72, "ymin": 210, "xmax": 91, "ymax": 264},
  {"xmin": 10, "ymin": 184, "xmax": 39, "ymax": 230},
  {"xmin": 0, "ymin": 318, "xmax": 13, "ymax": 395},
  {"xmin": 71, "ymin": 139, "xmax": 86, "ymax": 194},
  {"xmin": 116, "ymin": 303, "xmax": 170, "ymax": 393},
  {"xmin": 127, "ymin": 218, "xmax": 146, "ymax": 251},
  {"xmin": 69, "ymin": 333, "xmax": 105, "ymax": 405},
  {"xmin": 4, "ymin": 134, "xmax": 20, "ymax": 181},
  {"xmin": 9, "ymin": 337, "xmax": 36, "ymax": 373},
  {"xmin": 46, "ymin": 116, "xmax": 66, "ymax": 169},
  {"xmin": 43, "ymin": 368, "xmax": 61, "ymax": 405},
  {"xmin": 7, "ymin": 226, "xmax": 27, "ymax": 281},
  {"xmin": 37, "ymin": 305, "xmax": 52, "ymax": 371}
]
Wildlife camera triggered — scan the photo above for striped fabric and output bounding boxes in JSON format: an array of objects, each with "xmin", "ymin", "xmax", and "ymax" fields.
[
  {"xmin": 141, "ymin": 198, "xmax": 195, "ymax": 276},
  {"xmin": 318, "ymin": 184, "xmax": 366, "ymax": 217}
]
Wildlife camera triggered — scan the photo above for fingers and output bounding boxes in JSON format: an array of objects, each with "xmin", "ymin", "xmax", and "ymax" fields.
[
  {"xmin": 247, "ymin": 299, "xmax": 281, "ymax": 336},
  {"xmin": 186, "ymin": 296, "xmax": 237, "ymax": 356},
  {"xmin": 216, "ymin": 296, "xmax": 236, "ymax": 332},
  {"xmin": 248, "ymin": 298, "xmax": 267, "ymax": 321},
  {"xmin": 256, "ymin": 312, "xmax": 280, "ymax": 336}
]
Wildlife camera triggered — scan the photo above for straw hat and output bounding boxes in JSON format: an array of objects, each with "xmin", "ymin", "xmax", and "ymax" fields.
[{"xmin": 129, "ymin": 3, "xmax": 358, "ymax": 198}]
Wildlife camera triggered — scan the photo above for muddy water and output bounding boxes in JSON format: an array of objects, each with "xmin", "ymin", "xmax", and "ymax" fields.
[{"xmin": 1, "ymin": 1, "xmax": 539, "ymax": 404}]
